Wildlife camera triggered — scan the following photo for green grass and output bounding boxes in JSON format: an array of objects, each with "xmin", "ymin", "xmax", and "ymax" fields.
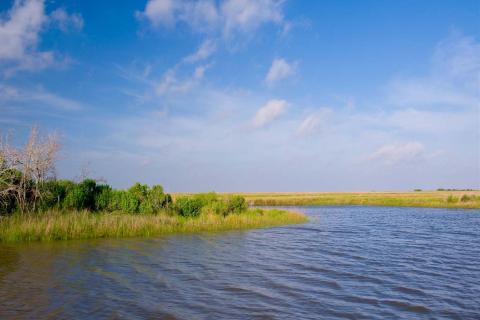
[
  {"xmin": 0, "ymin": 208, "xmax": 307, "ymax": 243},
  {"xmin": 213, "ymin": 191, "xmax": 480, "ymax": 209}
]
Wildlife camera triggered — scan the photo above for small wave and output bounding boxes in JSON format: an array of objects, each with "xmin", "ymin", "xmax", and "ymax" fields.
[
  {"xmin": 393, "ymin": 286, "xmax": 426, "ymax": 296},
  {"xmin": 381, "ymin": 299, "xmax": 431, "ymax": 314}
]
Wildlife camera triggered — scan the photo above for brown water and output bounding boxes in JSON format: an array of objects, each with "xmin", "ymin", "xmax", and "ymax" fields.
[{"xmin": 1, "ymin": 206, "xmax": 479, "ymax": 319}]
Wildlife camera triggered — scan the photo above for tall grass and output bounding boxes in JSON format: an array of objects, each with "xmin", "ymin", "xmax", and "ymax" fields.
[
  {"xmin": 0, "ymin": 209, "xmax": 307, "ymax": 243},
  {"xmin": 222, "ymin": 191, "xmax": 480, "ymax": 209}
]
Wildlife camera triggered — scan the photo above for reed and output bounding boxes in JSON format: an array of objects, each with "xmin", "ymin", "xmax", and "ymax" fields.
[
  {"xmin": 0, "ymin": 208, "xmax": 307, "ymax": 243},
  {"xmin": 216, "ymin": 191, "xmax": 480, "ymax": 209}
]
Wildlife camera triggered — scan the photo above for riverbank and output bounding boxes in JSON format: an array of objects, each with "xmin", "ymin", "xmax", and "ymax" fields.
[
  {"xmin": 219, "ymin": 191, "xmax": 480, "ymax": 209},
  {"xmin": 0, "ymin": 208, "xmax": 307, "ymax": 243}
]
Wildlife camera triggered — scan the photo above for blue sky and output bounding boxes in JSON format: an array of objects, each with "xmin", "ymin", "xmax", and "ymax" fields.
[{"xmin": 1, "ymin": 0, "xmax": 479, "ymax": 191}]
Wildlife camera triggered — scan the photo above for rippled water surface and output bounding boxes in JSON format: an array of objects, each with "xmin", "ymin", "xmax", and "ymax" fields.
[{"xmin": 1, "ymin": 206, "xmax": 480, "ymax": 319}]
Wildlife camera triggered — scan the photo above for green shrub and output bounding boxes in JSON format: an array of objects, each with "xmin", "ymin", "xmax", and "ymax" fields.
[
  {"xmin": 193, "ymin": 192, "xmax": 219, "ymax": 206},
  {"xmin": 108, "ymin": 190, "xmax": 140, "ymax": 213},
  {"xmin": 196, "ymin": 195, "xmax": 249, "ymax": 217},
  {"xmin": 94, "ymin": 185, "xmax": 112, "ymax": 211},
  {"xmin": 63, "ymin": 179, "xmax": 97, "ymax": 210},
  {"xmin": 460, "ymin": 194, "xmax": 473, "ymax": 202},
  {"xmin": 175, "ymin": 197, "xmax": 203, "ymax": 217},
  {"xmin": 142, "ymin": 184, "xmax": 168, "ymax": 213},
  {"xmin": 446, "ymin": 195, "xmax": 458, "ymax": 203},
  {"xmin": 226, "ymin": 195, "xmax": 248, "ymax": 213},
  {"xmin": 128, "ymin": 183, "xmax": 149, "ymax": 201},
  {"xmin": 203, "ymin": 201, "xmax": 229, "ymax": 216}
]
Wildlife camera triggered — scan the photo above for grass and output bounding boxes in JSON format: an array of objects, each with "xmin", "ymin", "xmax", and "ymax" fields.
[
  {"xmin": 0, "ymin": 208, "xmax": 307, "ymax": 243},
  {"xmin": 195, "ymin": 191, "xmax": 480, "ymax": 209}
]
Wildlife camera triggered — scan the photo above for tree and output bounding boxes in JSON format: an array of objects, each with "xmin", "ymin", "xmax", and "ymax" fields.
[{"xmin": 0, "ymin": 127, "xmax": 60, "ymax": 213}]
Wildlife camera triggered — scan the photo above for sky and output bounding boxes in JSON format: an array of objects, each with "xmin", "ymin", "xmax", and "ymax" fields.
[{"xmin": 0, "ymin": 0, "xmax": 479, "ymax": 191}]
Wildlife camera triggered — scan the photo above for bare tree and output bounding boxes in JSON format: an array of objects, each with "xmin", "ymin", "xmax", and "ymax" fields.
[{"xmin": 0, "ymin": 127, "xmax": 60, "ymax": 213}]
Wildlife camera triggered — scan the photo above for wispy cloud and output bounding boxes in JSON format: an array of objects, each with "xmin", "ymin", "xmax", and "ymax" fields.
[
  {"xmin": 296, "ymin": 108, "xmax": 331, "ymax": 137},
  {"xmin": 220, "ymin": 0, "xmax": 284, "ymax": 36},
  {"xmin": 367, "ymin": 142, "xmax": 430, "ymax": 165},
  {"xmin": 156, "ymin": 64, "xmax": 210, "ymax": 96},
  {"xmin": 265, "ymin": 58, "xmax": 296, "ymax": 87},
  {"xmin": 387, "ymin": 32, "xmax": 480, "ymax": 109},
  {"xmin": 252, "ymin": 99, "xmax": 287, "ymax": 128},
  {"xmin": 50, "ymin": 8, "xmax": 84, "ymax": 32},
  {"xmin": 183, "ymin": 39, "xmax": 217, "ymax": 63},
  {"xmin": 0, "ymin": 84, "xmax": 84, "ymax": 111}
]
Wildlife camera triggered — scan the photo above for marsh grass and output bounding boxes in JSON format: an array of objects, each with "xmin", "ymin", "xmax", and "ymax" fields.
[
  {"xmin": 215, "ymin": 191, "xmax": 480, "ymax": 209},
  {"xmin": 0, "ymin": 209, "xmax": 307, "ymax": 243}
]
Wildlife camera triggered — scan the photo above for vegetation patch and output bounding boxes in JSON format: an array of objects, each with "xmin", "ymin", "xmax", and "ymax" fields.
[
  {"xmin": 0, "ymin": 209, "xmax": 307, "ymax": 243},
  {"xmin": 226, "ymin": 191, "xmax": 480, "ymax": 209},
  {"xmin": 0, "ymin": 128, "xmax": 307, "ymax": 243}
]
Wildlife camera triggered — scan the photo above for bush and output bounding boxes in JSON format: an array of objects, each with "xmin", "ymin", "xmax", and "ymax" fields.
[
  {"xmin": 193, "ymin": 192, "xmax": 219, "ymax": 206},
  {"xmin": 446, "ymin": 195, "xmax": 458, "ymax": 203},
  {"xmin": 107, "ymin": 190, "xmax": 139, "ymax": 213},
  {"xmin": 37, "ymin": 180, "xmax": 66, "ymax": 210},
  {"xmin": 143, "ymin": 185, "xmax": 168, "ymax": 213},
  {"xmin": 63, "ymin": 179, "xmax": 97, "ymax": 210},
  {"xmin": 94, "ymin": 185, "xmax": 112, "ymax": 211},
  {"xmin": 226, "ymin": 195, "xmax": 248, "ymax": 213},
  {"xmin": 175, "ymin": 197, "xmax": 203, "ymax": 217},
  {"xmin": 203, "ymin": 201, "xmax": 229, "ymax": 216},
  {"xmin": 194, "ymin": 194, "xmax": 249, "ymax": 217}
]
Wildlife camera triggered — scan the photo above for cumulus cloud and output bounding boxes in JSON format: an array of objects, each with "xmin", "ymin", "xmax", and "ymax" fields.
[
  {"xmin": 265, "ymin": 58, "xmax": 296, "ymax": 87},
  {"xmin": 252, "ymin": 99, "xmax": 287, "ymax": 128},
  {"xmin": 0, "ymin": 0, "xmax": 49, "ymax": 64},
  {"xmin": 138, "ymin": 0, "xmax": 285, "ymax": 36},
  {"xmin": 0, "ymin": 0, "xmax": 82, "ymax": 74}
]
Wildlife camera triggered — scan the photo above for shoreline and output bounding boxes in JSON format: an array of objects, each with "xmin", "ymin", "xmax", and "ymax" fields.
[
  {"xmin": 0, "ymin": 208, "xmax": 307, "ymax": 243},
  {"xmin": 213, "ymin": 191, "xmax": 480, "ymax": 209}
]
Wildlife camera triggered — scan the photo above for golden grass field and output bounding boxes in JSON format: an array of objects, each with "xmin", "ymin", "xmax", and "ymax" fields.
[{"xmin": 174, "ymin": 191, "xmax": 480, "ymax": 209}]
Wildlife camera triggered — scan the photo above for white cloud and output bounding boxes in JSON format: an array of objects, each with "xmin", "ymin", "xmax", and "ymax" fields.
[
  {"xmin": 220, "ymin": 0, "xmax": 284, "ymax": 36},
  {"xmin": 296, "ymin": 109, "xmax": 331, "ymax": 137},
  {"xmin": 0, "ymin": 0, "xmax": 82, "ymax": 74},
  {"xmin": 156, "ymin": 64, "xmax": 209, "ymax": 95},
  {"xmin": 265, "ymin": 58, "xmax": 296, "ymax": 87},
  {"xmin": 252, "ymin": 99, "xmax": 287, "ymax": 128},
  {"xmin": 0, "ymin": 84, "xmax": 83, "ymax": 111},
  {"xmin": 183, "ymin": 39, "xmax": 217, "ymax": 63},
  {"xmin": 141, "ymin": 0, "xmax": 176, "ymax": 27},
  {"xmin": 0, "ymin": 0, "xmax": 48, "ymax": 62},
  {"xmin": 139, "ymin": 0, "xmax": 219, "ymax": 30},
  {"xmin": 50, "ymin": 8, "xmax": 84, "ymax": 32},
  {"xmin": 138, "ymin": 0, "xmax": 285, "ymax": 36},
  {"xmin": 368, "ymin": 142, "xmax": 427, "ymax": 165}
]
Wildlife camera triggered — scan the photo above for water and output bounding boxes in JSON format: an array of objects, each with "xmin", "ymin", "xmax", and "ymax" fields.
[{"xmin": 1, "ymin": 206, "xmax": 479, "ymax": 319}]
